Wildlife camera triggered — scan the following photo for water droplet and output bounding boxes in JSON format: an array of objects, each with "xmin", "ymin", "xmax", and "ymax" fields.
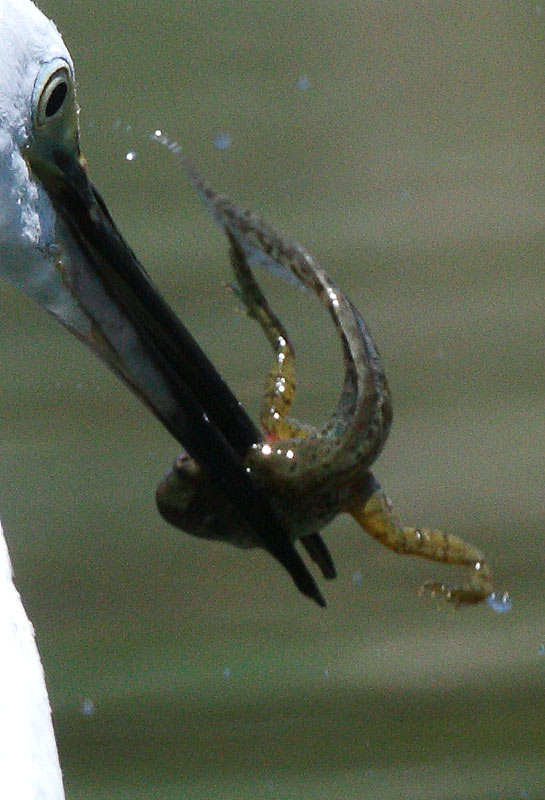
[
  {"xmin": 80, "ymin": 698, "xmax": 95, "ymax": 717},
  {"xmin": 296, "ymin": 75, "xmax": 311, "ymax": 91},
  {"xmin": 213, "ymin": 131, "xmax": 231, "ymax": 150},
  {"xmin": 125, "ymin": 150, "xmax": 137, "ymax": 162},
  {"xmin": 487, "ymin": 592, "xmax": 512, "ymax": 613}
]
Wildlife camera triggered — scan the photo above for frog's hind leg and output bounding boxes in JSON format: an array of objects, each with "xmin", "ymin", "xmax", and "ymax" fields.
[{"xmin": 348, "ymin": 479, "xmax": 494, "ymax": 605}]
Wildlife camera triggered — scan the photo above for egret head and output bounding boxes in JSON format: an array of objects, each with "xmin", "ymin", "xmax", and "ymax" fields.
[
  {"xmin": 0, "ymin": 0, "xmax": 186, "ymax": 422},
  {"xmin": 0, "ymin": 0, "xmax": 89, "ymax": 327}
]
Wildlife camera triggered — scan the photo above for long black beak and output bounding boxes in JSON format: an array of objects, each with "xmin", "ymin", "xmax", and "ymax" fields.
[{"xmin": 31, "ymin": 148, "xmax": 325, "ymax": 607}]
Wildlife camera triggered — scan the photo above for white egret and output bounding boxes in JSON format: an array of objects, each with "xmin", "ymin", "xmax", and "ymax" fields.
[{"xmin": 0, "ymin": 0, "xmax": 326, "ymax": 795}]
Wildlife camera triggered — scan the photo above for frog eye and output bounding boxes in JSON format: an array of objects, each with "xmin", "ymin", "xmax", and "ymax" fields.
[{"xmin": 32, "ymin": 58, "xmax": 73, "ymax": 131}]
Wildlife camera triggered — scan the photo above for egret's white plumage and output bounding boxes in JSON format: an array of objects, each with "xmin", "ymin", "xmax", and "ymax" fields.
[{"xmin": 0, "ymin": 521, "xmax": 65, "ymax": 799}]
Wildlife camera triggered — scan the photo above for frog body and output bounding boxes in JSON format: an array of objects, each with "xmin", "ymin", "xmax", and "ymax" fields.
[{"xmin": 156, "ymin": 156, "xmax": 498, "ymax": 606}]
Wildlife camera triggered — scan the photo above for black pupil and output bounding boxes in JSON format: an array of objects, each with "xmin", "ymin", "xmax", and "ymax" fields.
[{"xmin": 45, "ymin": 81, "xmax": 67, "ymax": 117}]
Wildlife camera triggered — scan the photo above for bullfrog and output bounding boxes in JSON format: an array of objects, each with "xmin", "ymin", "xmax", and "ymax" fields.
[{"xmin": 156, "ymin": 143, "xmax": 497, "ymax": 606}]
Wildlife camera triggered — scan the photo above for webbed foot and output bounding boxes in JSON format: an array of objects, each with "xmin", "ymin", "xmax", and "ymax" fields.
[{"xmin": 349, "ymin": 483, "xmax": 499, "ymax": 607}]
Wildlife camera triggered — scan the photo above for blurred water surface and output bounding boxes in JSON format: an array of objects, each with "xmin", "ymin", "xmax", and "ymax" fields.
[{"xmin": 2, "ymin": 1, "xmax": 545, "ymax": 798}]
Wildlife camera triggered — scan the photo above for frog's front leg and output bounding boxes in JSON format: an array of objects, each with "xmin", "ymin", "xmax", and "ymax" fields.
[{"xmin": 348, "ymin": 478, "xmax": 494, "ymax": 605}]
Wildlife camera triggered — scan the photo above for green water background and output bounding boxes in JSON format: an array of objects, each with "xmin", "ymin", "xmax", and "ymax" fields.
[{"xmin": 2, "ymin": 1, "xmax": 545, "ymax": 797}]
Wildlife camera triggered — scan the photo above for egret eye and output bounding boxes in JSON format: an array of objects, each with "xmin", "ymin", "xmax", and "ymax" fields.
[{"xmin": 32, "ymin": 59, "xmax": 73, "ymax": 131}]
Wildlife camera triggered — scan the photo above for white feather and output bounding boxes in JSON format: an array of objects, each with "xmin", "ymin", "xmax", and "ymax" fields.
[{"xmin": 0, "ymin": 523, "xmax": 65, "ymax": 799}]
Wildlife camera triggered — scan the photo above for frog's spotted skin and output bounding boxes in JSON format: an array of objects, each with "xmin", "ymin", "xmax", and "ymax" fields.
[{"xmin": 155, "ymin": 148, "xmax": 497, "ymax": 606}]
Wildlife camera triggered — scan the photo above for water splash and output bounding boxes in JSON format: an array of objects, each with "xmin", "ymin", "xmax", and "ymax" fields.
[
  {"xmin": 213, "ymin": 131, "xmax": 231, "ymax": 150},
  {"xmin": 487, "ymin": 592, "xmax": 512, "ymax": 613},
  {"xmin": 80, "ymin": 698, "xmax": 95, "ymax": 717},
  {"xmin": 352, "ymin": 571, "xmax": 363, "ymax": 587}
]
